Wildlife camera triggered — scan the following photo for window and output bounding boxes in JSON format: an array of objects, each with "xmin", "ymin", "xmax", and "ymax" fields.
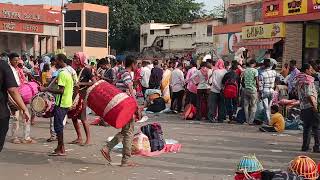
[
  {"xmin": 86, "ymin": 11, "xmax": 108, "ymax": 29},
  {"xmin": 207, "ymin": 25, "xmax": 213, "ymax": 36},
  {"xmin": 165, "ymin": 29, "xmax": 170, "ymax": 34},
  {"xmin": 252, "ymin": 3, "xmax": 262, "ymax": 22},
  {"xmin": 65, "ymin": 30, "xmax": 81, "ymax": 46},
  {"xmin": 86, "ymin": 30, "xmax": 107, "ymax": 47},
  {"xmin": 229, "ymin": 6, "xmax": 245, "ymax": 24},
  {"xmin": 143, "ymin": 35, "xmax": 147, "ymax": 45},
  {"xmin": 65, "ymin": 10, "xmax": 81, "ymax": 27},
  {"xmin": 150, "ymin": 30, "xmax": 154, "ymax": 35}
]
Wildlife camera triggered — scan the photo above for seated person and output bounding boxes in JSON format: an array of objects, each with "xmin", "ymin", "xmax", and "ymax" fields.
[{"xmin": 259, "ymin": 105, "xmax": 285, "ymax": 133}]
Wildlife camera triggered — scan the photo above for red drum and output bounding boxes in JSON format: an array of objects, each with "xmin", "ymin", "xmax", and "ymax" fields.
[
  {"xmin": 19, "ymin": 82, "xmax": 39, "ymax": 104},
  {"xmin": 68, "ymin": 93, "xmax": 84, "ymax": 119},
  {"xmin": 31, "ymin": 92, "xmax": 55, "ymax": 118},
  {"xmin": 86, "ymin": 80, "xmax": 137, "ymax": 129}
]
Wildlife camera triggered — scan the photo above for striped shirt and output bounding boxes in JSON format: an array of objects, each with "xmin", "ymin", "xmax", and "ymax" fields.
[
  {"xmin": 116, "ymin": 70, "xmax": 133, "ymax": 92},
  {"xmin": 259, "ymin": 68, "xmax": 277, "ymax": 95}
]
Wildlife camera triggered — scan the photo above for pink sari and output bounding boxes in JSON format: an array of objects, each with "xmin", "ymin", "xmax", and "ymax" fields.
[{"xmin": 134, "ymin": 68, "xmax": 143, "ymax": 97}]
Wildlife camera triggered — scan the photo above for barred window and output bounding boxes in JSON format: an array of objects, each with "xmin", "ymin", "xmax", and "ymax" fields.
[
  {"xmin": 86, "ymin": 11, "xmax": 108, "ymax": 29},
  {"xmin": 86, "ymin": 30, "xmax": 107, "ymax": 47},
  {"xmin": 65, "ymin": 10, "xmax": 81, "ymax": 27},
  {"xmin": 65, "ymin": 30, "xmax": 81, "ymax": 46}
]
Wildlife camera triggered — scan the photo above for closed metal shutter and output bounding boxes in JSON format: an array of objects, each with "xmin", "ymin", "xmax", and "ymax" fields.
[
  {"xmin": 86, "ymin": 30, "xmax": 107, "ymax": 47},
  {"xmin": 86, "ymin": 11, "xmax": 107, "ymax": 29}
]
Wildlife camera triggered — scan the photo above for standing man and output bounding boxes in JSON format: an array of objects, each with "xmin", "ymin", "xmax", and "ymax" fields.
[
  {"xmin": 243, "ymin": 59, "xmax": 259, "ymax": 125},
  {"xmin": 149, "ymin": 60, "xmax": 163, "ymax": 89},
  {"xmin": 40, "ymin": 54, "xmax": 74, "ymax": 156},
  {"xmin": 259, "ymin": 58, "xmax": 277, "ymax": 123},
  {"xmin": 0, "ymin": 59, "xmax": 30, "ymax": 152},
  {"xmin": 170, "ymin": 63, "xmax": 185, "ymax": 113},
  {"xmin": 140, "ymin": 61, "xmax": 151, "ymax": 97},
  {"xmin": 296, "ymin": 63, "xmax": 320, "ymax": 153},
  {"xmin": 101, "ymin": 56, "xmax": 137, "ymax": 167},
  {"xmin": 287, "ymin": 60, "xmax": 300, "ymax": 100}
]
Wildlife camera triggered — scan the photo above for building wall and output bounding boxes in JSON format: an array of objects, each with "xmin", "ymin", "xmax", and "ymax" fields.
[
  {"xmin": 226, "ymin": 1, "xmax": 262, "ymax": 24},
  {"xmin": 282, "ymin": 23, "xmax": 303, "ymax": 67}
]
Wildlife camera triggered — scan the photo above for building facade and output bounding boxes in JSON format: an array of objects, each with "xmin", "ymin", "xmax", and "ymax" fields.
[
  {"xmin": 64, "ymin": 3, "xmax": 109, "ymax": 59},
  {"xmin": 0, "ymin": 3, "xmax": 62, "ymax": 56},
  {"xmin": 140, "ymin": 18, "xmax": 223, "ymax": 58}
]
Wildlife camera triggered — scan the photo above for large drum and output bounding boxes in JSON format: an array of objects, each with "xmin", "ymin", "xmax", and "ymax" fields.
[
  {"xmin": 19, "ymin": 82, "xmax": 39, "ymax": 104},
  {"xmin": 86, "ymin": 80, "xmax": 137, "ymax": 129},
  {"xmin": 31, "ymin": 92, "xmax": 55, "ymax": 118},
  {"xmin": 68, "ymin": 92, "xmax": 84, "ymax": 119}
]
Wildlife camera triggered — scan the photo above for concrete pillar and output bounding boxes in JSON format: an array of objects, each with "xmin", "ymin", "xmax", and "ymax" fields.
[
  {"xmin": 33, "ymin": 35, "xmax": 39, "ymax": 57},
  {"xmin": 53, "ymin": 36, "xmax": 58, "ymax": 52},
  {"xmin": 21, "ymin": 35, "xmax": 27, "ymax": 54},
  {"xmin": 46, "ymin": 36, "xmax": 53, "ymax": 53},
  {"xmin": 40, "ymin": 37, "xmax": 47, "ymax": 55}
]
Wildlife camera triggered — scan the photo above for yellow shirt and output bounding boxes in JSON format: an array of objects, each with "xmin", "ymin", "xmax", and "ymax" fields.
[
  {"xmin": 42, "ymin": 72, "xmax": 51, "ymax": 86},
  {"xmin": 270, "ymin": 112, "xmax": 285, "ymax": 132}
]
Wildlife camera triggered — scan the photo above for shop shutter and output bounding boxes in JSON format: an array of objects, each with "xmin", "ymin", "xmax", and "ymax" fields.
[{"xmin": 65, "ymin": 10, "xmax": 81, "ymax": 27}]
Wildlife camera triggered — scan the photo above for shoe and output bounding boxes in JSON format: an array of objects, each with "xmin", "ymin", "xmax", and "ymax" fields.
[
  {"xmin": 301, "ymin": 147, "xmax": 310, "ymax": 152},
  {"xmin": 313, "ymin": 147, "xmax": 320, "ymax": 153}
]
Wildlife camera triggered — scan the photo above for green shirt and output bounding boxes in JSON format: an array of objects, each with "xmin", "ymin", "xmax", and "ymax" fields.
[
  {"xmin": 244, "ymin": 67, "xmax": 258, "ymax": 92},
  {"xmin": 56, "ymin": 70, "xmax": 74, "ymax": 108}
]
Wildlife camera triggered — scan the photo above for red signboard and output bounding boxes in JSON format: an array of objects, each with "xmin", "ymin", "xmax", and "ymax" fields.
[
  {"xmin": 0, "ymin": 3, "xmax": 62, "ymax": 25},
  {"xmin": 263, "ymin": 0, "xmax": 283, "ymax": 17},
  {"xmin": 0, "ymin": 20, "xmax": 44, "ymax": 33},
  {"xmin": 308, "ymin": 0, "xmax": 320, "ymax": 12}
]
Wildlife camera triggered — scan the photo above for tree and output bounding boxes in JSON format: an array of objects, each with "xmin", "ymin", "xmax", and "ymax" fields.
[
  {"xmin": 71, "ymin": 0, "xmax": 203, "ymax": 52},
  {"xmin": 208, "ymin": 5, "xmax": 225, "ymax": 19}
]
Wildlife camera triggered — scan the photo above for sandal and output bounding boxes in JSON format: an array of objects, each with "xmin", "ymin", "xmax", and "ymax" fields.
[
  {"xmin": 68, "ymin": 140, "xmax": 82, "ymax": 145},
  {"xmin": 100, "ymin": 148, "xmax": 112, "ymax": 162},
  {"xmin": 47, "ymin": 137, "xmax": 57, "ymax": 142},
  {"xmin": 48, "ymin": 151, "xmax": 67, "ymax": 156},
  {"xmin": 21, "ymin": 139, "xmax": 37, "ymax": 144},
  {"xmin": 11, "ymin": 138, "xmax": 21, "ymax": 144},
  {"xmin": 120, "ymin": 162, "xmax": 139, "ymax": 167}
]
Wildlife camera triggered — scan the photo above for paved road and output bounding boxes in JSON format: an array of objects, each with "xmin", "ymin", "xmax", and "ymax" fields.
[{"xmin": 0, "ymin": 112, "xmax": 319, "ymax": 180}]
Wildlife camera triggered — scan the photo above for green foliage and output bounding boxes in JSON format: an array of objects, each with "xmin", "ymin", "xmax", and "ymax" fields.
[{"xmin": 70, "ymin": 0, "xmax": 203, "ymax": 52}]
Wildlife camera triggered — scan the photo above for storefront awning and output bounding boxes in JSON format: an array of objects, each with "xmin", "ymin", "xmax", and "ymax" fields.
[{"xmin": 233, "ymin": 38, "xmax": 283, "ymax": 51}]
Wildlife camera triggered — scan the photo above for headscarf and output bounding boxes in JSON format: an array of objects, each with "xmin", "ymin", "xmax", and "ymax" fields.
[
  {"xmin": 72, "ymin": 52, "xmax": 88, "ymax": 69},
  {"xmin": 215, "ymin": 59, "xmax": 225, "ymax": 70}
]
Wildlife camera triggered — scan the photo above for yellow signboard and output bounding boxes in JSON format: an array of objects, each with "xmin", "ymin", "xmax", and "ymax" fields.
[
  {"xmin": 242, "ymin": 23, "xmax": 286, "ymax": 40},
  {"xmin": 305, "ymin": 24, "xmax": 319, "ymax": 48},
  {"xmin": 283, "ymin": 0, "xmax": 308, "ymax": 16}
]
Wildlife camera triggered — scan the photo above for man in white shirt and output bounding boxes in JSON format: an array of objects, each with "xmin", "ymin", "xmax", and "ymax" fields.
[
  {"xmin": 140, "ymin": 61, "xmax": 151, "ymax": 97},
  {"xmin": 208, "ymin": 59, "xmax": 227, "ymax": 123},
  {"xmin": 170, "ymin": 63, "xmax": 185, "ymax": 113}
]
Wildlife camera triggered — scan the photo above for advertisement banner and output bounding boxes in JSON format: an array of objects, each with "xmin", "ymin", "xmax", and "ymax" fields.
[
  {"xmin": 308, "ymin": 0, "xmax": 320, "ymax": 12},
  {"xmin": 242, "ymin": 23, "xmax": 286, "ymax": 40},
  {"xmin": 283, "ymin": 0, "xmax": 308, "ymax": 16},
  {"xmin": 263, "ymin": 0, "xmax": 283, "ymax": 17},
  {"xmin": 0, "ymin": 20, "xmax": 44, "ymax": 33},
  {"xmin": 305, "ymin": 24, "xmax": 319, "ymax": 48},
  {"xmin": 228, "ymin": 32, "xmax": 241, "ymax": 53}
]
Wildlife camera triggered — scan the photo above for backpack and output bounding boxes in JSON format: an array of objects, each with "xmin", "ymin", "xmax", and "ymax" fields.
[
  {"xmin": 261, "ymin": 170, "xmax": 304, "ymax": 180},
  {"xmin": 146, "ymin": 97, "xmax": 166, "ymax": 113},
  {"xmin": 223, "ymin": 79, "xmax": 238, "ymax": 99},
  {"xmin": 141, "ymin": 123, "xmax": 166, "ymax": 152}
]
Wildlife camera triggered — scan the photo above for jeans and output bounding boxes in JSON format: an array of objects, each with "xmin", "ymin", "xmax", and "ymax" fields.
[
  {"xmin": 107, "ymin": 119, "xmax": 134, "ymax": 163},
  {"xmin": 301, "ymin": 108, "xmax": 320, "ymax": 150},
  {"xmin": 196, "ymin": 89, "xmax": 208, "ymax": 120},
  {"xmin": 0, "ymin": 116, "xmax": 9, "ymax": 152},
  {"xmin": 207, "ymin": 92, "xmax": 226, "ymax": 122},
  {"xmin": 9, "ymin": 110, "xmax": 31, "ymax": 140},
  {"xmin": 262, "ymin": 92, "xmax": 273, "ymax": 123},
  {"xmin": 243, "ymin": 89, "xmax": 258, "ymax": 124},
  {"xmin": 171, "ymin": 90, "xmax": 185, "ymax": 112},
  {"xmin": 225, "ymin": 98, "xmax": 237, "ymax": 120}
]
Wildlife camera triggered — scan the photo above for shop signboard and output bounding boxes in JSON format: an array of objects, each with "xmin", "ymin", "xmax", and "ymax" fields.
[
  {"xmin": 283, "ymin": 0, "xmax": 308, "ymax": 16},
  {"xmin": 263, "ymin": 0, "xmax": 283, "ymax": 17},
  {"xmin": 305, "ymin": 24, "xmax": 319, "ymax": 48},
  {"xmin": 242, "ymin": 23, "xmax": 285, "ymax": 40},
  {"xmin": 308, "ymin": 0, "xmax": 320, "ymax": 12},
  {"xmin": 0, "ymin": 3, "xmax": 62, "ymax": 24},
  {"xmin": 0, "ymin": 20, "xmax": 44, "ymax": 33}
]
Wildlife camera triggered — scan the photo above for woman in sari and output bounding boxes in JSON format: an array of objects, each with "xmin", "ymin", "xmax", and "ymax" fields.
[
  {"xmin": 161, "ymin": 64, "xmax": 172, "ymax": 104},
  {"xmin": 134, "ymin": 62, "xmax": 143, "ymax": 97}
]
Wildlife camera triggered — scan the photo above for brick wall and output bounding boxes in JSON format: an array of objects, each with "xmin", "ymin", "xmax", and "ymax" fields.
[{"xmin": 283, "ymin": 23, "xmax": 303, "ymax": 68}]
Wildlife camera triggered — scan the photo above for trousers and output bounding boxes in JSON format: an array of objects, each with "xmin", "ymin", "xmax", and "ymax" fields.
[
  {"xmin": 243, "ymin": 89, "xmax": 258, "ymax": 123},
  {"xmin": 301, "ymin": 108, "xmax": 320, "ymax": 150},
  {"xmin": 9, "ymin": 110, "xmax": 31, "ymax": 140},
  {"xmin": 107, "ymin": 119, "xmax": 134, "ymax": 163},
  {"xmin": 0, "ymin": 116, "xmax": 9, "ymax": 152}
]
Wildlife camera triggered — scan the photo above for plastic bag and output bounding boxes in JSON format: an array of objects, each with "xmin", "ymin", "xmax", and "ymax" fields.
[{"xmin": 132, "ymin": 132, "xmax": 151, "ymax": 154}]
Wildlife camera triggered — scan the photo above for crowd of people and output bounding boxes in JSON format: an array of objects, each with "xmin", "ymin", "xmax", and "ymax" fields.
[{"xmin": 0, "ymin": 51, "xmax": 319, "ymax": 169}]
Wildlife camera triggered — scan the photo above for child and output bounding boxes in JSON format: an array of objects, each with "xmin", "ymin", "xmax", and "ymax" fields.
[{"xmin": 259, "ymin": 105, "xmax": 285, "ymax": 133}]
